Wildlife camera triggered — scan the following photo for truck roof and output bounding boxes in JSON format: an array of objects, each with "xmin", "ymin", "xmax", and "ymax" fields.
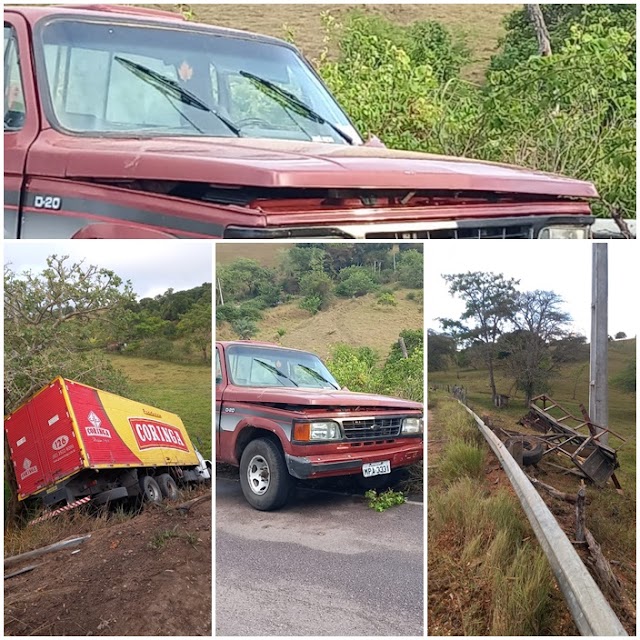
[
  {"xmin": 218, "ymin": 340, "xmax": 305, "ymax": 351},
  {"xmin": 7, "ymin": 4, "xmax": 294, "ymax": 50}
]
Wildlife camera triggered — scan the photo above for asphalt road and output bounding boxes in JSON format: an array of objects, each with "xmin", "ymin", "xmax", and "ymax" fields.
[{"xmin": 216, "ymin": 478, "xmax": 423, "ymax": 636}]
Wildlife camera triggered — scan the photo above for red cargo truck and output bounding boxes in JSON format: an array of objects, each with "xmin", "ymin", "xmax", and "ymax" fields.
[
  {"xmin": 5, "ymin": 377, "xmax": 211, "ymax": 512},
  {"xmin": 4, "ymin": 4, "xmax": 618, "ymax": 240},
  {"xmin": 216, "ymin": 341, "xmax": 423, "ymax": 510}
]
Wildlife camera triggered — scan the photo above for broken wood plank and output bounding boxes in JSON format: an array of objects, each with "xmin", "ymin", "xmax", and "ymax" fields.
[
  {"xmin": 175, "ymin": 493, "xmax": 211, "ymax": 513},
  {"xmin": 526, "ymin": 474, "xmax": 580, "ymax": 503},
  {"xmin": 585, "ymin": 527, "xmax": 636, "ymax": 620},
  {"xmin": 575, "ymin": 482, "xmax": 586, "ymax": 543}
]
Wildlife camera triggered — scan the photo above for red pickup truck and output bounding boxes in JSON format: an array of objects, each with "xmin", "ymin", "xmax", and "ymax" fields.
[
  {"xmin": 216, "ymin": 341, "xmax": 423, "ymax": 510},
  {"xmin": 5, "ymin": 4, "xmax": 610, "ymax": 240}
]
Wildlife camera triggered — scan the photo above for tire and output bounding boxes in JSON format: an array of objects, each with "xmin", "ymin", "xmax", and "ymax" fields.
[
  {"xmin": 508, "ymin": 436, "xmax": 544, "ymax": 466},
  {"xmin": 239, "ymin": 438, "xmax": 294, "ymax": 511},
  {"xmin": 157, "ymin": 473, "xmax": 180, "ymax": 501},
  {"xmin": 139, "ymin": 475, "xmax": 163, "ymax": 504}
]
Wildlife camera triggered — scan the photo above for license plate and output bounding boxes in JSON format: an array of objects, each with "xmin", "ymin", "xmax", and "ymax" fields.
[{"xmin": 362, "ymin": 460, "xmax": 391, "ymax": 478}]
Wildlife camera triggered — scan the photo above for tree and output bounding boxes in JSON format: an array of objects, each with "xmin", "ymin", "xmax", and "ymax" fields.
[
  {"xmin": 615, "ymin": 331, "xmax": 627, "ymax": 340},
  {"xmin": 503, "ymin": 290, "xmax": 571, "ymax": 403},
  {"xmin": 440, "ymin": 272, "xmax": 519, "ymax": 401},
  {"xmin": 4, "ymin": 255, "xmax": 134, "ymax": 414},
  {"xmin": 299, "ymin": 270, "xmax": 334, "ymax": 309},
  {"xmin": 427, "ymin": 330, "xmax": 457, "ymax": 372},
  {"xmin": 177, "ymin": 300, "xmax": 212, "ymax": 363},
  {"xmin": 396, "ymin": 249, "xmax": 424, "ymax": 288},
  {"xmin": 335, "ymin": 266, "xmax": 377, "ymax": 298}
]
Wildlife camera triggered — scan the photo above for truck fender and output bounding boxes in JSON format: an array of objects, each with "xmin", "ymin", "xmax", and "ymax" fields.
[
  {"xmin": 229, "ymin": 415, "xmax": 291, "ymax": 465},
  {"xmin": 72, "ymin": 222, "xmax": 176, "ymax": 239}
]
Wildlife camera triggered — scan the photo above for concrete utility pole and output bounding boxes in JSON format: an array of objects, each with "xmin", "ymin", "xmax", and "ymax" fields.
[{"xmin": 589, "ymin": 244, "xmax": 608, "ymax": 444}]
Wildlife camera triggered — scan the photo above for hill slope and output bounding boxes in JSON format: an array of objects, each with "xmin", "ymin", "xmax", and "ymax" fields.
[
  {"xmin": 218, "ymin": 291, "xmax": 422, "ymax": 361},
  {"xmin": 151, "ymin": 4, "xmax": 519, "ymax": 81}
]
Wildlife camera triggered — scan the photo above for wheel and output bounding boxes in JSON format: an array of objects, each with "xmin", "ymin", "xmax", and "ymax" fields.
[
  {"xmin": 507, "ymin": 436, "xmax": 544, "ymax": 466},
  {"xmin": 156, "ymin": 473, "xmax": 180, "ymax": 500},
  {"xmin": 239, "ymin": 438, "xmax": 294, "ymax": 511},
  {"xmin": 139, "ymin": 475, "xmax": 163, "ymax": 504}
]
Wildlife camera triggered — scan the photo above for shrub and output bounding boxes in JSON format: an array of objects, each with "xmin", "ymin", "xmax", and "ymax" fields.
[
  {"xmin": 299, "ymin": 295, "xmax": 322, "ymax": 315},
  {"xmin": 335, "ymin": 267, "xmax": 378, "ymax": 297},
  {"xmin": 299, "ymin": 270, "xmax": 333, "ymax": 310},
  {"xmin": 232, "ymin": 318, "xmax": 257, "ymax": 340},
  {"xmin": 376, "ymin": 291, "xmax": 397, "ymax": 306}
]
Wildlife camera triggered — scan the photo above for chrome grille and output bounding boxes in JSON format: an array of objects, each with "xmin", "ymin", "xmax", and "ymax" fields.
[
  {"xmin": 366, "ymin": 225, "xmax": 534, "ymax": 239},
  {"xmin": 341, "ymin": 417, "xmax": 402, "ymax": 440}
]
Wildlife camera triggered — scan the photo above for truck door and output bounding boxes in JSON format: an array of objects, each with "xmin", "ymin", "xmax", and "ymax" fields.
[
  {"xmin": 4, "ymin": 13, "xmax": 40, "ymax": 239},
  {"xmin": 215, "ymin": 346, "xmax": 225, "ymax": 459}
]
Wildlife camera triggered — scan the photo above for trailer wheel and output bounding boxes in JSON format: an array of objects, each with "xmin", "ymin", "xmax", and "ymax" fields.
[
  {"xmin": 157, "ymin": 474, "xmax": 180, "ymax": 501},
  {"xmin": 139, "ymin": 475, "xmax": 163, "ymax": 504},
  {"xmin": 239, "ymin": 438, "xmax": 293, "ymax": 511}
]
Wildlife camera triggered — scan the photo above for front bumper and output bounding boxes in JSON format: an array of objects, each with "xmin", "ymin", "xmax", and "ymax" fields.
[
  {"xmin": 223, "ymin": 215, "xmax": 595, "ymax": 239},
  {"xmin": 285, "ymin": 439, "xmax": 423, "ymax": 480}
]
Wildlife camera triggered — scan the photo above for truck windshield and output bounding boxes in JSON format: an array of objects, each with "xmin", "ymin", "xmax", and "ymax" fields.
[
  {"xmin": 225, "ymin": 345, "xmax": 340, "ymax": 389},
  {"xmin": 37, "ymin": 18, "xmax": 359, "ymax": 143}
]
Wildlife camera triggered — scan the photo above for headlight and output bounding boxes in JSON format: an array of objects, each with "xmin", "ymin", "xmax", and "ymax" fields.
[
  {"xmin": 402, "ymin": 417, "xmax": 423, "ymax": 434},
  {"xmin": 538, "ymin": 226, "xmax": 590, "ymax": 239},
  {"xmin": 293, "ymin": 421, "xmax": 342, "ymax": 442}
]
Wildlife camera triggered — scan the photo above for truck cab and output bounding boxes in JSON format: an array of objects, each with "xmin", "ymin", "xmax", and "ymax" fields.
[
  {"xmin": 4, "ymin": 4, "xmax": 613, "ymax": 240},
  {"xmin": 216, "ymin": 341, "xmax": 423, "ymax": 510}
]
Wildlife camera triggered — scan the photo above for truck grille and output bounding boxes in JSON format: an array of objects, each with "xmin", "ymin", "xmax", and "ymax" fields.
[
  {"xmin": 341, "ymin": 417, "xmax": 403, "ymax": 440},
  {"xmin": 366, "ymin": 225, "xmax": 534, "ymax": 239}
]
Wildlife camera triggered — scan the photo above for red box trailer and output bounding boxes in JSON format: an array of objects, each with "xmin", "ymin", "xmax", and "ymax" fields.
[{"xmin": 5, "ymin": 377, "xmax": 211, "ymax": 508}]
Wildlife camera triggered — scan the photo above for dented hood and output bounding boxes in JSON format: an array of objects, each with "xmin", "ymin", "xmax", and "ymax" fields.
[
  {"xmin": 33, "ymin": 133, "xmax": 598, "ymax": 199},
  {"xmin": 225, "ymin": 385, "xmax": 423, "ymax": 412}
]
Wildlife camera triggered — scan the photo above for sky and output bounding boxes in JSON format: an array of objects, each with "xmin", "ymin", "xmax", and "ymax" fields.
[
  {"xmin": 4, "ymin": 240, "xmax": 212, "ymax": 299},
  {"xmin": 425, "ymin": 241, "xmax": 638, "ymax": 339}
]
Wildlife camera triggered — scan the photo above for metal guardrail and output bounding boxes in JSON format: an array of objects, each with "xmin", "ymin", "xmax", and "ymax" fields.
[{"xmin": 457, "ymin": 401, "xmax": 627, "ymax": 636}]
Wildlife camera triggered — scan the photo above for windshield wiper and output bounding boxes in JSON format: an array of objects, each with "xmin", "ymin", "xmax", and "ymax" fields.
[
  {"xmin": 298, "ymin": 364, "xmax": 339, "ymax": 389},
  {"xmin": 253, "ymin": 359, "xmax": 299, "ymax": 387},
  {"xmin": 114, "ymin": 56, "xmax": 241, "ymax": 137},
  {"xmin": 239, "ymin": 70, "xmax": 354, "ymax": 145}
]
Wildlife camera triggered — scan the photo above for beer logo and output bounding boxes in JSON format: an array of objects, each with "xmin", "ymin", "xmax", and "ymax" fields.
[
  {"xmin": 129, "ymin": 418, "xmax": 189, "ymax": 452},
  {"xmin": 52, "ymin": 435, "xmax": 69, "ymax": 451},
  {"xmin": 85, "ymin": 411, "xmax": 111, "ymax": 438},
  {"xmin": 20, "ymin": 457, "xmax": 38, "ymax": 480}
]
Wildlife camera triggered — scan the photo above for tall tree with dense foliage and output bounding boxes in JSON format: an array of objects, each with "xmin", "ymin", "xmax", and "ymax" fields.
[
  {"xmin": 4, "ymin": 255, "xmax": 134, "ymax": 414},
  {"xmin": 440, "ymin": 272, "xmax": 519, "ymax": 401},
  {"xmin": 502, "ymin": 290, "xmax": 571, "ymax": 402}
]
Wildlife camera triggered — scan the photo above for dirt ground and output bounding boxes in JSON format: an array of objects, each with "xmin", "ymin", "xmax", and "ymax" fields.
[{"xmin": 4, "ymin": 493, "xmax": 212, "ymax": 636}]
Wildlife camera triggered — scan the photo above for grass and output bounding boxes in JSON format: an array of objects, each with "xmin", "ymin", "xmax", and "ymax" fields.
[
  {"xmin": 428, "ymin": 397, "xmax": 558, "ymax": 635},
  {"xmin": 216, "ymin": 243, "xmax": 291, "ymax": 269},
  {"xmin": 438, "ymin": 440, "xmax": 485, "ymax": 485},
  {"xmin": 4, "ymin": 505, "xmax": 133, "ymax": 557},
  {"xmin": 429, "ymin": 341, "xmax": 636, "ymax": 557},
  {"xmin": 149, "ymin": 4, "xmax": 520, "ymax": 82},
  {"xmin": 109, "ymin": 355, "xmax": 212, "ymax": 459},
  {"xmin": 148, "ymin": 525, "xmax": 199, "ymax": 550}
]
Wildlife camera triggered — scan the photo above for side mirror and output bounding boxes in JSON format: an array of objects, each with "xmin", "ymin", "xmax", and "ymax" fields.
[{"xmin": 364, "ymin": 134, "xmax": 386, "ymax": 148}]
